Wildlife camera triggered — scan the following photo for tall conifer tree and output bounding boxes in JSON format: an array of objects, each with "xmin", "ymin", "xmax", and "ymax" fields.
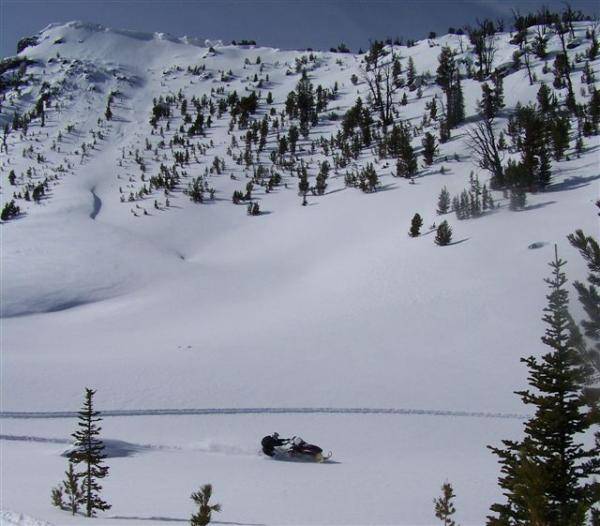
[
  {"xmin": 488, "ymin": 248, "xmax": 600, "ymax": 525},
  {"xmin": 68, "ymin": 388, "xmax": 111, "ymax": 517}
]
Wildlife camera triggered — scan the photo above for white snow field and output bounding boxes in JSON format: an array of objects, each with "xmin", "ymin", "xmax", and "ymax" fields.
[{"xmin": 1, "ymin": 19, "xmax": 599, "ymax": 525}]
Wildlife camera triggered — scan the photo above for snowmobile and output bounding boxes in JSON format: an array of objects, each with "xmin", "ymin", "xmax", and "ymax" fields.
[{"xmin": 261, "ymin": 433, "xmax": 332, "ymax": 462}]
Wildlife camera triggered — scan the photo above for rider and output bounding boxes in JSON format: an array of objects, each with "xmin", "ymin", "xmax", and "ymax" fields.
[{"xmin": 261, "ymin": 432, "xmax": 289, "ymax": 457}]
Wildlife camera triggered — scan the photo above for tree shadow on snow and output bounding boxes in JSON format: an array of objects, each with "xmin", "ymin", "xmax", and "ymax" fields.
[
  {"xmin": 447, "ymin": 237, "xmax": 469, "ymax": 246},
  {"xmin": 548, "ymin": 173, "xmax": 600, "ymax": 192},
  {"xmin": 522, "ymin": 200, "xmax": 557, "ymax": 211},
  {"xmin": 109, "ymin": 516, "xmax": 265, "ymax": 526}
]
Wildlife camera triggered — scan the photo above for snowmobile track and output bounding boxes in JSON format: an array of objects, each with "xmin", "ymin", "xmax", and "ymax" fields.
[{"xmin": 0, "ymin": 407, "xmax": 528, "ymax": 419}]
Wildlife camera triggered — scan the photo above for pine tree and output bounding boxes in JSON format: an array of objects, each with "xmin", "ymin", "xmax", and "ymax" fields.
[
  {"xmin": 407, "ymin": 56, "xmax": 417, "ymax": 86},
  {"xmin": 538, "ymin": 143, "xmax": 552, "ymax": 189},
  {"xmin": 478, "ymin": 83, "xmax": 496, "ymax": 119},
  {"xmin": 435, "ymin": 221, "xmax": 453, "ymax": 246},
  {"xmin": 51, "ymin": 486, "xmax": 65, "ymax": 510},
  {"xmin": 550, "ymin": 112, "xmax": 570, "ymax": 161},
  {"xmin": 537, "ymin": 83, "xmax": 554, "ymax": 114},
  {"xmin": 422, "ymin": 132, "xmax": 437, "ymax": 165},
  {"xmin": 190, "ymin": 484, "xmax": 222, "ymax": 526},
  {"xmin": 62, "ymin": 462, "xmax": 83, "ymax": 515},
  {"xmin": 68, "ymin": 388, "xmax": 110, "ymax": 517},
  {"xmin": 409, "ymin": 213, "xmax": 423, "ymax": 237},
  {"xmin": 433, "ymin": 481, "xmax": 458, "ymax": 526},
  {"xmin": 487, "ymin": 247, "xmax": 600, "ymax": 525},
  {"xmin": 509, "ymin": 187, "xmax": 527, "ymax": 211},
  {"xmin": 396, "ymin": 127, "xmax": 417, "ymax": 178},
  {"xmin": 315, "ymin": 160, "xmax": 329, "ymax": 195},
  {"xmin": 449, "ymin": 75, "xmax": 465, "ymax": 128},
  {"xmin": 568, "ymin": 230, "xmax": 600, "ymax": 376},
  {"xmin": 437, "ymin": 186, "xmax": 451, "ymax": 215}
]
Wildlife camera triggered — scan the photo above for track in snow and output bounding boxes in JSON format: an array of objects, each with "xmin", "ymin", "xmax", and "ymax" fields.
[{"xmin": 0, "ymin": 407, "xmax": 528, "ymax": 419}]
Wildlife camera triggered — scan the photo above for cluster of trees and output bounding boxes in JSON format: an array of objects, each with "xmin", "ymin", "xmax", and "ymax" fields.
[
  {"xmin": 407, "ymin": 212, "xmax": 453, "ymax": 246},
  {"xmin": 344, "ymin": 163, "xmax": 380, "ymax": 193},
  {"xmin": 451, "ymin": 173, "xmax": 495, "ymax": 220},
  {"xmin": 185, "ymin": 176, "xmax": 215, "ymax": 203},
  {"xmin": 284, "ymin": 71, "xmax": 335, "ymax": 137},
  {"xmin": 1, "ymin": 199, "xmax": 21, "ymax": 220},
  {"xmin": 436, "ymin": 47, "xmax": 465, "ymax": 134}
]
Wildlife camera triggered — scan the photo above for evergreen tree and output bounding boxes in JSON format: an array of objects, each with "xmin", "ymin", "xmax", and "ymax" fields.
[
  {"xmin": 422, "ymin": 132, "xmax": 437, "ymax": 165},
  {"xmin": 68, "ymin": 388, "xmax": 111, "ymax": 517},
  {"xmin": 509, "ymin": 187, "xmax": 527, "ymax": 211},
  {"xmin": 449, "ymin": 75, "xmax": 465, "ymax": 128},
  {"xmin": 62, "ymin": 462, "xmax": 83, "ymax": 515},
  {"xmin": 407, "ymin": 56, "xmax": 417, "ymax": 86},
  {"xmin": 362, "ymin": 163, "xmax": 379, "ymax": 192},
  {"xmin": 537, "ymin": 83, "xmax": 554, "ymax": 114},
  {"xmin": 568, "ymin": 230, "xmax": 600, "ymax": 376},
  {"xmin": 315, "ymin": 160, "xmax": 329, "ymax": 195},
  {"xmin": 1, "ymin": 200, "xmax": 20, "ymax": 221},
  {"xmin": 437, "ymin": 186, "xmax": 451, "ymax": 215},
  {"xmin": 190, "ymin": 484, "xmax": 222, "ymax": 526},
  {"xmin": 288, "ymin": 125, "xmax": 299, "ymax": 154},
  {"xmin": 433, "ymin": 482, "xmax": 458, "ymax": 526},
  {"xmin": 435, "ymin": 221, "xmax": 453, "ymax": 246},
  {"xmin": 488, "ymin": 248, "xmax": 600, "ymax": 525},
  {"xmin": 479, "ymin": 83, "xmax": 496, "ymax": 119},
  {"xmin": 437, "ymin": 47, "xmax": 463, "ymax": 128},
  {"xmin": 51, "ymin": 486, "xmax": 65, "ymax": 510},
  {"xmin": 105, "ymin": 95, "xmax": 113, "ymax": 121},
  {"xmin": 538, "ymin": 143, "xmax": 552, "ymax": 189},
  {"xmin": 295, "ymin": 71, "xmax": 315, "ymax": 137},
  {"xmin": 409, "ymin": 213, "xmax": 423, "ymax": 237},
  {"xmin": 396, "ymin": 127, "xmax": 417, "ymax": 178},
  {"xmin": 550, "ymin": 112, "xmax": 570, "ymax": 161}
]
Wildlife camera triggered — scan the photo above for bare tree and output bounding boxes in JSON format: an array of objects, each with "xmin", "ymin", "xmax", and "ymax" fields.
[
  {"xmin": 468, "ymin": 19, "xmax": 498, "ymax": 78},
  {"xmin": 361, "ymin": 42, "xmax": 399, "ymax": 126},
  {"xmin": 466, "ymin": 117, "xmax": 504, "ymax": 187},
  {"xmin": 522, "ymin": 43, "xmax": 534, "ymax": 85}
]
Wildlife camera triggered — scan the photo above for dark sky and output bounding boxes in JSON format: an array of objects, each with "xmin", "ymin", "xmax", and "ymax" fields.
[{"xmin": 1, "ymin": 0, "xmax": 598, "ymax": 58}]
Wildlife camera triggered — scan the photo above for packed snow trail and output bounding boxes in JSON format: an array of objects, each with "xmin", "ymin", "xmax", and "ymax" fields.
[{"xmin": 0, "ymin": 406, "xmax": 528, "ymax": 419}]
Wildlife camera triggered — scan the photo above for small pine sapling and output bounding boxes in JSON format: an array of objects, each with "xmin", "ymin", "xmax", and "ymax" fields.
[
  {"xmin": 433, "ymin": 481, "xmax": 458, "ymax": 526},
  {"xmin": 51, "ymin": 486, "xmax": 65, "ymax": 510},
  {"xmin": 190, "ymin": 484, "xmax": 222, "ymax": 526},
  {"xmin": 62, "ymin": 462, "xmax": 83, "ymax": 515}
]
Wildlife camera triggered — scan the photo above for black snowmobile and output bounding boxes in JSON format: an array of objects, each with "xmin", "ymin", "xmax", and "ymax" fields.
[{"xmin": 261, "ymin": 433, "xmax": 332, "ymax": 462}]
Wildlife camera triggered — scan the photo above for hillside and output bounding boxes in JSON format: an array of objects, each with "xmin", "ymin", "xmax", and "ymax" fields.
[{"xmin": 1, "ymin": 17, "xmax": 599, "ymax": 525}]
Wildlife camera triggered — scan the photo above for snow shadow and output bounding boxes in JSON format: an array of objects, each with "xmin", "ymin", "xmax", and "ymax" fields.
[
  {"xmin": 548, "ymin": 173, "xmax": 600, "ymax": 192},
  {"xmin": 446, "ymin": 237, "xmax": 469, "ymax": 246},
  {"xmin": 109, "ymin": 517, "xmax": 265, "ymax": 526},
  {"xmin": 61, "ymin": 439, "xmax": 154, "ymax": 458},
  {"xmin": 522, "ymin": 200, "xmax": 556, "ymax": 211}
]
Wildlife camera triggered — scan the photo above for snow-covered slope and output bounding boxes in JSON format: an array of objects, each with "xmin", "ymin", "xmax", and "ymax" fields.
[{"xmin": 1, "ymin": 20, "xmax": 598, "ymax": 525}]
